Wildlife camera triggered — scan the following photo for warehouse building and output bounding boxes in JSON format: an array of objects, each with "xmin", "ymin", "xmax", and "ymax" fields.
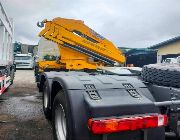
[
  {"xmin": 125, "ymin": 48, "xmax": 157, "ymax": 67},
  {"xmin": 150, "ymin": 36, "xmax": 180, "ymax": 63},
  {"xmin": 13, "ymin": 42, "xmax": 38, "ymax": 56},
  {"xmin": 118, "ymin": 47, "xmax": 157, "ymax": 67}
]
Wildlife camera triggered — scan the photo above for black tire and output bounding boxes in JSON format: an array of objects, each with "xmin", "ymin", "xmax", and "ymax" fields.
[
  {"xmin": 10, "ymin": 69, "xmax": 15, "ymax": 85},
  {"xmin": 142, "ymin": 64, "xmax": 180, "ymax": 88},
  {"xmin": 176, "ymin": 122, "xmax": 180, "ymax": 139},
  {"xmin": 52, "ymin": 91, "xmax": 73, "ymax": 140},
  {"xmin": 37, "ymin": 83, "xmax": 40, "ymax": 88},
  {"xmin": 43, "ymin": 81, "xmax": 52, "ymax": 120}
]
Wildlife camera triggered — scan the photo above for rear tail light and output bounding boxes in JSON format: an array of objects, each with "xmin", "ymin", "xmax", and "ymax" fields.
[{"xmin": 88, "ymin": 114, "xmax": 168, "ymax": 134}]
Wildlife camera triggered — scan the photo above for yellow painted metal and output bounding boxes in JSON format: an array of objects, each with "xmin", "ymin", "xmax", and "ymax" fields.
[
  {"xmin": 37, "ymin": 61, "xmax": 62, "ymax": 71},
  {"xmin": 38, "ymin": 17, "xmax": 125, "ymax": 70}
]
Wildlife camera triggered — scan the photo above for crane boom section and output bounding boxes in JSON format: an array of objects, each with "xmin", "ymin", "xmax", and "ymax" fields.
[{"xmin": 39, "ymin": 18, "xmax": 125, "ymax": 67}]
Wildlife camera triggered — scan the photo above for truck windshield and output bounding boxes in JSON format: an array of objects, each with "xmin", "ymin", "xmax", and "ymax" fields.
[
  {"xmin": 163, "ymin": 58, "xmax": 177, "ymax": 64},
  {"xmin": 15, "ymin": 56, "xmax": 32, "ymax": 60},
  {"xmin": 164, "ymin": 59, "xmax": 171, "ymax": 63}
]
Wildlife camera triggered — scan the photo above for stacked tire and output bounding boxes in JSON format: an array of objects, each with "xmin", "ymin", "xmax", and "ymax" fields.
[{"xmin": 142, "ymin": 64, "xmax": 180, "ymax": 88}]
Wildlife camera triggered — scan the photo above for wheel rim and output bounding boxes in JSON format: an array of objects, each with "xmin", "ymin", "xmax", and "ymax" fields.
[
  {"xmin": 43, "ymin": 87, "xmax": 48, "ymax": 108},
  {"xmin": 55, "ymin": 104, "xmax": 67, "ymax": 140}
]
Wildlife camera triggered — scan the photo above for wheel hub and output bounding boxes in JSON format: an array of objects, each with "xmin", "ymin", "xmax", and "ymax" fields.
[
  {"xmin": 43, "ymin": 87, "xmax": 48, "ymax": 108},
  {"xmin": 55, "ymin": 104, "xmax": 67, "ymax": 140}
]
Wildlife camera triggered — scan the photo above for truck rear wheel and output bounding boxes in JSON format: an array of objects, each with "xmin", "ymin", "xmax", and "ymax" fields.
[
  {"xmin": 142, "ymin": 64, "xmax": 180, "ymax": 88},
  {"xmin": 177, "ymin": 122, "xmax": 180, "ymax": 138},
  {"xmin": 52, "ymin": 91, "xmax": 72, "ymax": 140},
  {"xmin": 43, "ymin": 81, "xmax": 52, "ymax": 120}
]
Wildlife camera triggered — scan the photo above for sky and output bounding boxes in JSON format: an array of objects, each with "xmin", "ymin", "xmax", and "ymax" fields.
[{"xmin": 1, "ymin": 0, "xmax": 180, "ymax": 48}]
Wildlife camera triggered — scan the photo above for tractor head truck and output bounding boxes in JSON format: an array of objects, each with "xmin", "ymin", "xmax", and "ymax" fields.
[{"xmin": 35, "ymin": 17, "xmax": 171, "ymax": 140}]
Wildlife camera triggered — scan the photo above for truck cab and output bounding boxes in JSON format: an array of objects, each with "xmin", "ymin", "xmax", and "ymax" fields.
[
  {"xmin": 162, "ymin": 57, "xmax": 177, "ymax": 64},
  {"xmin": 15, "ymin": 54, "xmax": 34, "ymax": 69},
  {"xmin": 35, "ymin": 17, "xmax": 170, "ymax": 140}
]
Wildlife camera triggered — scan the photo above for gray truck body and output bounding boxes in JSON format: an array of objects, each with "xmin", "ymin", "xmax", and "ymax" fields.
[
  {"xmin": 38, "ymin": 70, "xmax": 167, "ymax": 140},
  {"xmin": 0, "ymin": 2, "xmax": 14, "ymax": 65}
]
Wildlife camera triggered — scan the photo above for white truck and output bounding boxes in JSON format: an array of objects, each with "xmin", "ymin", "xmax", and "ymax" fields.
[
  {"xmin": 15, "ymin": 54, "xmax": 34, "ymax": 69},
  {"xmin": 162, "ymin": 56, "xmax": 180, "ymax": 64},
  {"xmin": 0, "ymin": 2, "xmax": 15, "ymax": 95},
  {"xmin": 163, "ymin": 58, "xmax": 178, "ymax": 64}
]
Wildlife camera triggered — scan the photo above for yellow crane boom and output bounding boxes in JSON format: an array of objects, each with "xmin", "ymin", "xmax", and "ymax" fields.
[{"xmin": 38, "ymin": 17, "xmax": 125, "ymax": 70}]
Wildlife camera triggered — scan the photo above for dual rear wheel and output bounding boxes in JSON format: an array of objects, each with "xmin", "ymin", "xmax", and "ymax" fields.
[{"xmin": 43, "ymin": 83, "xmax": 69, "ymax": 140}]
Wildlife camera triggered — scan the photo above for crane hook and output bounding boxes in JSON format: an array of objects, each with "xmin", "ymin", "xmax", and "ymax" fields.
[{"xmin": 37, "ymin": 19, "xmax": 47, "ymax": 28}]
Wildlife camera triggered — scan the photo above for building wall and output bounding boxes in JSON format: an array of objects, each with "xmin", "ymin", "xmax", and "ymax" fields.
[
  {"xmin": 18, "ymin": 44, "xmax": 37, "ymax": 56},
  {"xmin": 157, "ymin": 41, "xmax": 180, "ymax": 55}
]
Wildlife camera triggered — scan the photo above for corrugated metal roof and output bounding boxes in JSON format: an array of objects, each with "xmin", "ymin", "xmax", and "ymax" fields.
[
  {"xmin": 125, "ymin": 48, "xmax": 156, "ymax": 56},
  {"xmin": 149, "ymin": 36, "xmax": 180, "ymax": 49}
]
